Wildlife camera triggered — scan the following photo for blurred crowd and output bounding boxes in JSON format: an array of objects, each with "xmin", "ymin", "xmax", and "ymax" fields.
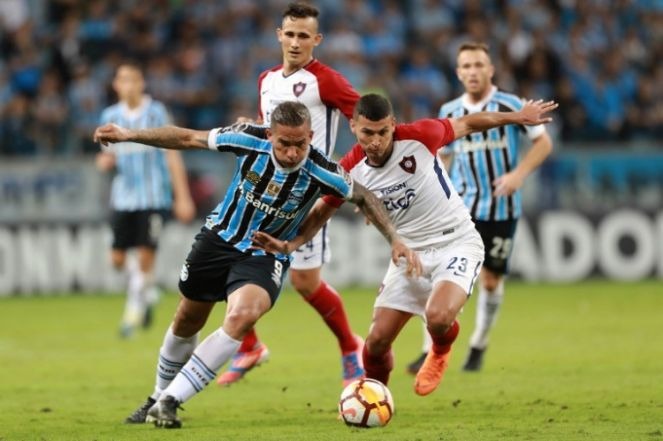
[{"xmin": 1, "ymin": 0, "xmax": 661, "ymax": 157}]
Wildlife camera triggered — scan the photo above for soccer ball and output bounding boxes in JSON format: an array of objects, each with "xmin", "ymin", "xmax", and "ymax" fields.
[{"xmin": 338, "ymin": 378, "xmax": 394, "ymax": 428}]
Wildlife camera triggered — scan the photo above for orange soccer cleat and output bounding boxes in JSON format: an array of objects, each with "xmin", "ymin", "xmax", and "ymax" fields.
[{"xmin": 413, "ymin": 349, "xmax": 452, "ymax": 396}]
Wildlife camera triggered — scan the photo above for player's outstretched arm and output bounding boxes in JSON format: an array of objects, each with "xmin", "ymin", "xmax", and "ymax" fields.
[
  {"xmin": 449, "ymin": 99, "xmax": 558, "ymax": 140},
  {"xmin": 93, "ymin": 123, "xmax": 210, "ymax": 151},
  {"xmin": 350, "ymin": 183, "xmax": 422, "ymax": 277}
]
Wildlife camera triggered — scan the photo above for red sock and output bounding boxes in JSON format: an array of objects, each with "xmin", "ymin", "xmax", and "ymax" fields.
[
  {"xmin": 362, "ymin": 344, "xmax": 393, "ymax": 385},
  {"xmin": 239, "ymin": 328, "xmax": 259, "ymax": 352},
  {"xmin": 305, "ymin": 281, "xmax": 357, "ymax": 354},
  {"xmin": 429, "ymin": 320, "xmax": 460, "ymax": 355}
]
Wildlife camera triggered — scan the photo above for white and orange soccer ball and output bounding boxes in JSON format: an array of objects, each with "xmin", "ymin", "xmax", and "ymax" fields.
[{"xmin": 338, "ymin": 378, "xmax": 394, "ymax": 428}]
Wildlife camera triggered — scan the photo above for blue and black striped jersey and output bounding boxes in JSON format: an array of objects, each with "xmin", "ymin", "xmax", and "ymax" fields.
[
  {"xmin": 205, "ymin": 123, "xmax": 354, "ymax": 262},
  {"xmin": 439, "ymin": 87, "xmax": 545, "ymax": 221},
  {"xmin": 101, "ymin": 96, "xmax": 173, "ymax": 211}
]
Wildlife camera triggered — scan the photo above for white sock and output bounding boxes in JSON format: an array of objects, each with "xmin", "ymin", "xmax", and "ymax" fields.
[
  {"xmin": 152, "ymin": 326, "xmax": 198, "ymax": 400},
  {"xmin": 122, "ymin": 257, "xmax": 145, "ymax": 327},
  {"xmin": 421, "ymin": 321, "xmax": 432, "ymax": 353},
  {"xmin": 162, "ymin": 328, "xmax": 241, "ymax": 403},
  {"xmin": 469, "ymin": 280, "xmax": 504, "ymax": 350}
]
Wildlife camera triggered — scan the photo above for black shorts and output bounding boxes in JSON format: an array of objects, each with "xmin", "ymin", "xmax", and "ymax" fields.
[
  {"xmin": 111, "ymin": 209, "xmax": 170, "ymax": 250},
  {"xmin": 178, "ymin": 229, "xmax": 289, "ymax": 306},
  {"xmin": 474, "ymin": 219, "xmax": 518, "ymax": 274}
]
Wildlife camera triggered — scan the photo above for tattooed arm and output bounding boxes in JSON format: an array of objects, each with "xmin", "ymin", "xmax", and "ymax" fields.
[
  {"xmin": 93, "ymin": 124, "xmax": 210, "ymax": 150},
  {"xmin": 252, "ymin": 182, "xmax": 422, "ymax": 276}
]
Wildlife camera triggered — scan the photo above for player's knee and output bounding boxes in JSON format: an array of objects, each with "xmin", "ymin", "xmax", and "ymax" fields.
[
  {"xmin": 290, "ymin": 270, "xmax": 321, "ymax": 297},
  {"xmin": 110, "ymin": 252, "xmax": 125, "ymax": 270},
  {"xmin": 425, "ymin": 307, "xmax": 456, "ymax": 333},
  {"xmin": 171, "ymin": 312, "xmax": 206, "ymax": 337},
  {"xmin": 365, "ymin": 333, "xmax": 391, "ymax": 356},
  {"xmin": 224, "ymin": 307, "xmax": 262, "ymax": 333},
  {"xmin": 482, "ymin": 270, "xmax": 501, "ymax": 292}
]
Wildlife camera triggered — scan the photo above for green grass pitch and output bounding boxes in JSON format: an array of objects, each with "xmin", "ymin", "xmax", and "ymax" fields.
[{"xmin": 0, "ymin": 280, "xmax": 661, "ymax": 440}]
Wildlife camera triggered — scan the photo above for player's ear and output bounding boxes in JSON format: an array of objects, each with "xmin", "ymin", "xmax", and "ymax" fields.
[
  {"xmin": 265, "ymin": 128, "xmax": 273, "ymax": 140},
  {"xmin": 276, "ymin": 28, "xmax": 283, "ymax": 42},
  {"xmin": 313, "ymin": 32, "xmax": 323, "ymax": 47}
]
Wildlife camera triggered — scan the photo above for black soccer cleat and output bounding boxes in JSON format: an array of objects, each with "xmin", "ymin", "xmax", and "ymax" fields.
[
  {"xmin": 462, "ymin": 347, "xmax": 486, "ymax": 372},
  {"xmin": 124, "ymin": 397, "xmax": 156, "ymax": 424},
  {"xmin": 142, "ymin": 305, "xmax": 154, "ymax": 329},
  {"xmin": 406, "ymin": 352, "xmax": 428, "ymax": 375},
  {"xmin": 147, "ymin": 395, "xmax": 183, "ymax": 429}
]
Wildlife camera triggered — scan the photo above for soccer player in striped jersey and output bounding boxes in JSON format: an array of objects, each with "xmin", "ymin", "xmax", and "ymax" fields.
[
  {"xmin": 250, "ymin": 93, "xmax": 556, "ymax": 397},
  {"xmin": 95, "ymin": 62, "xmax": 195, "ymax": 338},
  {"xmin": 407, "ymin": 42, "xmax": 554, "ymax": 374},
  {"xmin": 217, "ymin": 2, "xmax": 365, "ymax": 388},
  {"xmin": 94, "ymin": 101, "xmax": 419, "ymax": 428}
]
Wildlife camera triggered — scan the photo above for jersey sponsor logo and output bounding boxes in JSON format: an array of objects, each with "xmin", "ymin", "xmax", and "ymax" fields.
[
  {"xmin": 293, "ymin": 81, "xmax": 307, "ymax": 97},
  {"xmin": 459, "ymin": 138, "xmax": 507, "ymax": 152},
  {"xmin": 240, "ymin": 187, "xmax": 298, "ymax": 220},
  {"xmin": 378, "ymin": 181, "xmax": 408, "ymax": 196},
  {"xmin": 399, "ymin": 155, "xmax": 416, "ymax": 174},
  {"xmin": 246, "ymin": 171, "xmax": 261, "ymax": 185},
  {"xmin": 266, "ymin": 182, "xmax": 281, "ymax": 196},
  {"xmin": 382, "ymin": 188, "xmax": 416, "ymax": 211}
]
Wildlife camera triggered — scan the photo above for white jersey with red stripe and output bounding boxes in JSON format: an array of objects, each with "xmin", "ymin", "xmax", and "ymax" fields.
[
  {"xmin": 329, "ymin": 118, "xmax": 475, "ymax": 250},
  {"xmin": 258, "ymin": 59, "xmax": 359, "ymax": 156}
]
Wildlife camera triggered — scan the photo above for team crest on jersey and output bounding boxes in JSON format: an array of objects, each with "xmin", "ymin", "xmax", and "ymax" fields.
[
  {"xmin": 293, "ymin": 82, "xmax": 307, "ymax": 97},
  {"xmin": 266, "ymin": 182, "xmax": 281, "ymax": 196},
  {"xmin": 399, "ymin": 155, "xmax": 416, "ymax": 174},
  {"xmin": 246, "ymin": 171, "xmax": 261, "ymax": 184},
  {"xmin": 288, "ymin": 190, "xmax": 304, "ymax": 204}
]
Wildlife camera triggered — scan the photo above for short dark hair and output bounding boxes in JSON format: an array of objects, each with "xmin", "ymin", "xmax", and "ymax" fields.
[
  {"xmin": 282, "ymin": 2, "xmax": 319, "ymax": 20},
  {"xmin": 458, "ymin": 42, "xmax": 490, "ymax": 56},
  {"xmin": 353, "ymin": 93, "xmax": 393, "ymax": 121},
  {"xmin": 271, "ymin": 101, "xmax": 311, "ymax": 129}
]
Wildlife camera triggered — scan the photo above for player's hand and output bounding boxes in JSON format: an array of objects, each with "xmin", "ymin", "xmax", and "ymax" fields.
[
  {"xmin": 493, "ymin": 171, "xmax": 524, "ymax": 197},
  {"xmin": 250, "ymin": 231, "xmax": 291, "ymax": 255},
  {"xmin": 95, "ymin": 152, "xmax": 116, "ymax": 171},
  {"xmin": 93, "ymin": 123, "xmax": 132, "ymax": 146},
  {"xmin": 518, "ymin": 99, "xmax": 558, "ymax": 125},
  {"xmin": 173, "ymin": 197, "xmax": 196, "ymax": 224},
  {"xmin": 391, "ymin": 239, "xmax": 422, "ymax": 278}
]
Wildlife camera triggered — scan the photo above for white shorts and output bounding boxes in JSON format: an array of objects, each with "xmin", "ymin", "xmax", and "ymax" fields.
[
  {"xmin": 374, "ymin": 227, "xmax": 484, "ymax": 317},
  {"xmin": 290, "ymin": 224, "xmax": 331, "ymax": 270}
]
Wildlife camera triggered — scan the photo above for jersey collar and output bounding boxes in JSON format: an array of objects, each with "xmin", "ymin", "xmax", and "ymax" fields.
[{"xmin": 461, "ymin": 85, "xmax": 497, "ymax": 112}]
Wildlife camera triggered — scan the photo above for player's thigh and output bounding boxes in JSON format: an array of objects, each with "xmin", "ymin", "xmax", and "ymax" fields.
[
  {"xmin": 227, "ymin": 253, "xmax": 290, "ymax": 308},
  {"xmin": 474, "ymin": 219, "xmax": 517, "ymax": 274},
  {"xmin": 430, "ymin": 229, "xmax": 484, "ymax": 297},
  {"xmin": 374, "ymin": 259, "xmax": 432, "ymax": 318},
  {"xmin": 289, "ymin": 226, "xmax": 330, "ymax": 270},
  {"xmin": 171, "ymin": 295, "xmax": 216, "ymax": 337},
  {"xmin": 134, "ymin": 209, "xmax": 169, "ymax": 249},
  {"xmin": 178, "ymin": 231, "xmax": 238, "ymax": 303},
  {"xmin": 367, "ymin": 307, "xmax": 412, "ymax": 350},
  {"xmin": 110, "ymin": 210, "xmax": 137, "ymax": 250}
]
